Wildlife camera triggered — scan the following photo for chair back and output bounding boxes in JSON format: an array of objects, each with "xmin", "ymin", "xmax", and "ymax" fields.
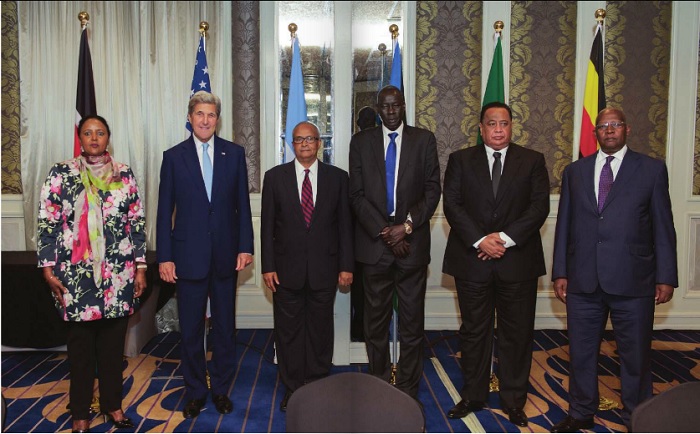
[
  {"xmin": 286, "ymin": 372, "xmax": 425, "ymax": 433},
  {"xmin": 631, "ymin": 381, "xmax": 700, "ymax": 432}
]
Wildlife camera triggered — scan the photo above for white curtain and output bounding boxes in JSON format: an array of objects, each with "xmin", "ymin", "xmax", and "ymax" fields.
[{"xmin": 19, "ymin": 1, "xmax": 233, "ymax": 250}]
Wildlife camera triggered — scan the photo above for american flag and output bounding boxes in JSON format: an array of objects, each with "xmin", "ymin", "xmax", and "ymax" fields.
[{"xmin": 186, "ymin": 34, "xmax": 211, "ymax": 134}]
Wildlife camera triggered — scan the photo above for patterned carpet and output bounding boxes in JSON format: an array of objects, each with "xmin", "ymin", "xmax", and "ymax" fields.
[{"xmin": 2, "ymin": 329, "xmax": 699, "ymax": 432}]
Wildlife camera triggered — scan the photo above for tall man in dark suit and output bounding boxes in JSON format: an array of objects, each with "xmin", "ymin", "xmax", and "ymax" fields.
[
  {"xmin": 349, "ymin": 85, "xmax": 441, "ymax": 400},
  {"xmin": 550, "ymin": 108, "xmax": 677, "ymax": 432},
  {"xmin": 157, "ymin": 91, "xmax": 254, "ymax": 419},
  {"xmin": 442, "ymin": 102, "xmax": 550, "ymax": 427},
  {"xmin": 261, "ymin": 121, "xmax": 354, "ymax": 411},
  {"xmin": 351, "ymin": 106, "xmax": 378, "ymax": 342}
]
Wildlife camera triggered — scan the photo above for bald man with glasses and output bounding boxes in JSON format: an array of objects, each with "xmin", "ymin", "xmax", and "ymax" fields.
[{"xmin": 261, "ymin": 121, "xmax": 354, "ymax": 412}]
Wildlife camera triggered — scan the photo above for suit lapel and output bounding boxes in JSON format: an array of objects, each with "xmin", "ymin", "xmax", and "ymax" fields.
[
  {"xmin": 283, "ymin": 162, "xmax": 306, "ymax": 228},
  {"xmin": 371, "ymin": 128, "xmax": 389, "ymax": 213},
  {"xmin": 311, "ymin": 162, "xmax": 329, "ymax": 227},
  {"xmin": 396, "ymin": 126, "xmax": 412, "ymax": 187},
  {"xmin": 468, "ymin": 145, "xmax": 496, "ymax": 205},
  {"xmin": 180, "ymin": 137, "xmax": 208, "ymax": 200},
  {"xmin": 210, "ymin": 137, "xmax": 226, "ymax": 202},
  {"xmin": 578, "ymin": 155, "xmax": 598, "ymax": 213},
  {"xmin": 495, "ymin": 143, "xmax": 521, "ymax": 205}
]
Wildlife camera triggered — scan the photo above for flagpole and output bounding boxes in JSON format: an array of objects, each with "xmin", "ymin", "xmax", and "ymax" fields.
[{"xmin": 389, "ymin": 24, "xmax": 399, "ymax": 384}]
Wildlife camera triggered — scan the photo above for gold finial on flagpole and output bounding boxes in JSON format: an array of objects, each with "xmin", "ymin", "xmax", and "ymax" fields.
[
  {"xmin": 78, "ymin": 11, "xmax": 89, "ymax": 28},
  {"xmin": 199, "ymin": 21, "xmax": 209, "ymax": 38},
  {"xmin": 378, "ymin": 43, "xmax": 387, "ymax": 54},
  {"xmin": 389, "ymin": 24, "xmax": 399, "ymax": 40},
  {"xmin": 595, "ymin": 9, "xmax": 606, "ymax": 23},
  {"xmin": 289, "ymin": 23, "xmax": 298, "ymax": 39},
  {"xmin": 494, "ymin": 20, "xmax": 504, "ymax": 34}
]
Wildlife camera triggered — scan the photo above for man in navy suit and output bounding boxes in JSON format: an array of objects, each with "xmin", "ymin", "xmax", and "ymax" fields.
[
  {"xmin": 442, "ymin": 102, "xmax": 550, "ymax": 427},
  {"xmin": 349, "ymin": 85, "xmax": 441, "ymax": 401},
  {"xmin": 261, "ymin": 121, "xmax": 354, "ymax": 412},
  {"xmin": 550, "ymin": 108, "xmax": 677, "ymax": 432},
  {"xmin": 156, "ymin": 91, "xmax": 254, "ymax": 419}
]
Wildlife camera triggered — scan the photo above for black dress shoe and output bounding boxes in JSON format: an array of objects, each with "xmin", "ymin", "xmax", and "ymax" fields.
[
  {"xmin": 503, "ymin": 408, "xmax": 528, "ymax": 427},
  {"xmin": 280, "ymin": 391, "xmax": 292, "ymax": 412},
  {"xmin": 212, "ymin": 394, "xmax": 233, "ymax": 414},
  {"xmin": 550, "ymin": 415, "xmax": 595, "ymax": 432},
  {"xmin": 182, "ymin": 398, "xmax": 206, "ymax": 419},
  {"xmin": 102, "ymin": 412, "xmax": 135, "ymax": 429},
  {"xmin": 447, "ymin": 399, "xmax": 484, "ymax": 419}
]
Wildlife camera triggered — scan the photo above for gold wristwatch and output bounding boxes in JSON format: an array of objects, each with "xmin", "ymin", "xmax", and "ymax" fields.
[{"xmin": 404, "ymin": 221, "xmax": 413, "ymax": 234}]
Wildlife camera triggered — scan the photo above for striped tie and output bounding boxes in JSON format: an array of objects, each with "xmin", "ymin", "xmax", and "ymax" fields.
[{"xmin": 301, "ymin": 169, "xmax": 314, "ymax": 227}]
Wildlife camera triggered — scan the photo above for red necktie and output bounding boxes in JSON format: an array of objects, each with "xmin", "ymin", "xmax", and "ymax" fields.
[{"xmin": 301, "ymin": 169, "xmax": 314, "ymax": 227}]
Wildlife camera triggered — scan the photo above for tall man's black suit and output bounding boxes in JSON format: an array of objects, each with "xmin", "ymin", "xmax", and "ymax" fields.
[{"xmin": 349, "ymin": 124, "xmax": 441, "ymax": 398}]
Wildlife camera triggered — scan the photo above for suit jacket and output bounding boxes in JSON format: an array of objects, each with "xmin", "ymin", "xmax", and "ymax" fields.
[
  {"xmin": 552, "ymin": 149, "xmax": 677, "ymax": 296},
  {"xmin": 349, "ymin": 125, "xmax": 441, "ymax": 267},
  {"xmin": 442, "ymin": 143, "xmax": 550, "ymax": 283},
  {"xmin": 261, "ymin": 161, "xmax": 354, "ymax": 290},
  {"xmin": 156, "ymin": 135, "xmax": 254, "ymax": 280}
]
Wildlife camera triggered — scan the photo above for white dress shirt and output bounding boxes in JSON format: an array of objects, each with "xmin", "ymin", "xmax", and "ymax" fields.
[
  {"xmin": 295, "ymin": 158, "xmax": 319, "ymax": 204},
  {"xmin": 192, "ymin": 135, "xmax": 215, "ymax": 175},
  {"xmin": 473, "ymin": 144, "xmax": 516, "ymax": 249},
  {"xmin": 382, "ymin": 123, "xmax": 404, "ymax": 218},
  {"xmin": 594, "ymin": 145, "xmax": 627, "ymax": 201}
]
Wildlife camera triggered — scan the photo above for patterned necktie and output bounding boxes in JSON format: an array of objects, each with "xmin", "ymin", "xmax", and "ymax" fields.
[
  {"xmin": 492, "ymin": 151, "xmax": 502, "ymax": 198},
  {"xmin": 202, "ymin": 142, "xmax": 213, "ymax": 201},
  {"xmin": 301, "ymin": 169, "xmax": 314, "ymax": 227},
  {"xmin": 598, "ymin": 155, "xmax": 614, "ymax": 212},
  {"xmin": 386, "ymin": 132, "xmax": 398, "ymax": 216}
]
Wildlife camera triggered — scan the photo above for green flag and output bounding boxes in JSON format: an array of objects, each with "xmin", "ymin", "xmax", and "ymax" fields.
[{"xmin": 477, "ymin": 33, "xmax": 505, "ymax": 145}]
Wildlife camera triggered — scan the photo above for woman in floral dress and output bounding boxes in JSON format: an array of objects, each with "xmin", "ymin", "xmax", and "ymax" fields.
[{"xmin": 37, "ymin": 115, "xmax": 146, "ymax": 433}]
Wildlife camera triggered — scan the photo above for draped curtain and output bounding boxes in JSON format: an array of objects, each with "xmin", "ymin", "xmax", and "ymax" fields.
[{"xmin": 19, "ymin": 1, "xmax": 232, "ymax": 250}]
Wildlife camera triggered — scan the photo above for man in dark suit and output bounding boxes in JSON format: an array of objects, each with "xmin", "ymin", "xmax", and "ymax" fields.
[
  {"xmin": 261, "ymin": 121, "xmax": 354, "ymax": 412},
  {"xmin": 156, "ymin": 91, "xmax": 254, "ymax": 419},
  {"xmin": 442, "ymin": 101, "xmax": 550, "ymax": 427},
  {"xmin": 550, "ymin": 108, "xmax": 677, "ymax": 432},
  {"xmin": 351, "ymin": 106, "xmax": 378, "ymax": 342},
  {"xmin": 349, "ymin": 85, "xmax": 441, "ymax": 401}
]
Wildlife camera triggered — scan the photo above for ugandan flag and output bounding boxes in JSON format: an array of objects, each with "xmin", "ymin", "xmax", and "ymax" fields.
[{"xmin": 579, "ymin": 24, "xmax": 606, "ymax": 158}]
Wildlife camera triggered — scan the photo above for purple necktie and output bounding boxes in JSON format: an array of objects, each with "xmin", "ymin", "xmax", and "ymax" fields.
[
  {"xmin": 301, "ymin": 169, "xmax": 314, "ymax": 227},
  {"xmin": 598, "ymin": 155, "xmax": 614, "ymax": 212}
]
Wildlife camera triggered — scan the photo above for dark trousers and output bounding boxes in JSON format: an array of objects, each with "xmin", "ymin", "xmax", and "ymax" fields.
[
  {"xmin": 566, "ymin": 288, "xmax": 655, "ymax": 426},
  {"xmin": 176, "ymin": 272, "xmax": 237, "ymax": 400},
  {"xmin": 455, "ymin": 275, "xmax": 537, "ymax": 409},
  {"xmin": 363, "ymin": 250, "xmax": 427, "ymax": 398},
  {"xmin": 350, "ymin": 261, "xmax": 365, "ymax": 340},
  {"xmin": 66, "ymin": 316, "xmax": 129, "ymax": 419},
  {"xmin": 273, "ymin": 281, "xmax": 337, "ymax": 392}
]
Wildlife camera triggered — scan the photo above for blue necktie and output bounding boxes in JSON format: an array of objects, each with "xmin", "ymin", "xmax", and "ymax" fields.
[
  {"xmin": 386, "ymin": 132, "xmax": 398, "ymax": 216},
  {"xmin": 598, "ymin": 155, "xmax": 614, "ymax": 212},
  {"xmin": 202, "ymin": 142, "xmax": 213, "ymax": 201}
]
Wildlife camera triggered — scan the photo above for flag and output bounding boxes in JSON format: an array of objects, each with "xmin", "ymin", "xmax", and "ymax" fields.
[
  {"xmin": 389, "ymin": 37, "xmax": 403, "ymax": 92},
  {"xmin": 284, "ymin": 35, "xmax": 307, "ymax": 163},
  {"xmin": 74, "ymin": 24, "xmax": 97, "ymax": 157},
  {"xmin": 579, "ymin": 23, "xmax": 606, "ymax": 158},
  {"xmin": 477, "ymin": 32, "xmax": 505, "ymax": 145},
  {"xmin": 186, "ymin": 34, "xmax": 211, "ymax": 135}
]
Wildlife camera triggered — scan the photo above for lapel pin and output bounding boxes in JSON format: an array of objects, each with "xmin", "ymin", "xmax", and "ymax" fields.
[{"xmin": 221, "ymin": 152, "xmax": 226, "ymax": 156}]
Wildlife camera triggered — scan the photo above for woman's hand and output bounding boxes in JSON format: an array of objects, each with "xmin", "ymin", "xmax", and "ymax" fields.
[
  {"xmin": 43, "ymin": 267, "xmax": 67, "ymax": 308},
  {"xmin": 134, "ymin": 267, "xmax": 147, "ymax": 298}
]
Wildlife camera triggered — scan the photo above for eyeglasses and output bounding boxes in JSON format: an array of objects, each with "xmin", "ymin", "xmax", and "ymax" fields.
[
  {"xmin": 595, "ymin": 121, "xmax": 625, "ymax": 131},
  {"xmin": 293, "ymin": 136, "xmax": 320, "ymax": 144}
]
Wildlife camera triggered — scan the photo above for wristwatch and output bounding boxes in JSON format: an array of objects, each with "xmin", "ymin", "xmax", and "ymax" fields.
[{"xmin": 404, "ymin": 221, "xmax": 413, "ymax": 235}]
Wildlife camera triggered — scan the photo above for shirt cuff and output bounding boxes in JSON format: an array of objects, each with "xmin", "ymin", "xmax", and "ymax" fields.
[{"xmin": 500, "ymin": 232, "xmax": 516, "ymax": 248}]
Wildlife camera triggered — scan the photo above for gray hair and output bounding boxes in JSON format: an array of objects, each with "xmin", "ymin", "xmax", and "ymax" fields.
[{"xmin": 188, "ymin": 91, "xmax": 222, "ymax": 117}]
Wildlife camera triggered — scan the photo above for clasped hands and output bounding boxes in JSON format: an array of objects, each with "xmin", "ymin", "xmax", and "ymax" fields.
[
  {"xmin": 381, "ymin": 224, "xmax": 410, "ymax": 259},
  {"xmin": 476, "ymin": 233, "xmax": 506, "ymax": 261}
]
